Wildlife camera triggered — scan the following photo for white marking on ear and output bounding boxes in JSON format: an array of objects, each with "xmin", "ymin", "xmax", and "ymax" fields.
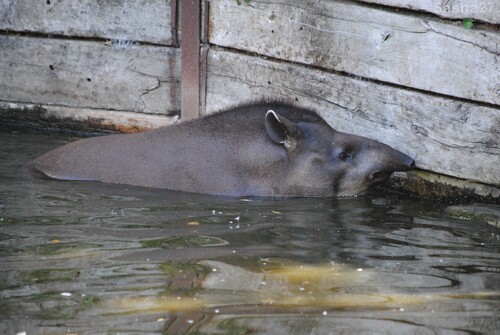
[
  {"xmin": 266, "ymin": 110, "xmax": 281, "ymax": 123},
  {"xmin": 265, "ymin": 110, "xmax": 285, "ymax": 143}
]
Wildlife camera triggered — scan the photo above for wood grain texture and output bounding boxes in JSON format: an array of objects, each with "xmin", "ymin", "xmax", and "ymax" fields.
[
  {"xmin": 0, "ymin": 35, "xmax": 181, "ymax": 115},
  {"xmin": 208, "ymin": 0, "xmax": 500, "ymax": 105},
  {"xmin": 0, "ymin": 0, "xmax": 175, "ymax": 45},
  {"xmin": 0, "ymin": 102, "xmax": 177, "ymax": 133},
  {"xmin": 205, "ymin": 49, "xmax": 500, "ymax": 185},
  {"xmin": 358, "ymin": 0, "xmax": 500, "ymax": 24}
]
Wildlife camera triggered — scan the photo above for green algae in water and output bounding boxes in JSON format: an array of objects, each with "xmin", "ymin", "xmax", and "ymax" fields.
[
  {"xmin": 1, "ymin": 239, "xmax": 102, "ymax": 257},
  {"xmin": 20, "ymin": 268, "xmax": 79, "ymax": 285},
  {"xmin": 142, "ymin": 235, "xmax": 229, "ymax": 248},
  {"xmin": 35, "ymin": 242, "xmax": 102, "ymax": 255},
  {"xmin": 81, "ymin": 295, "xmax": 100, "ymax": 307},
  {"xmin": 158, "ymin": 262, "xmax": 211, "ymax": 298},
  {"xmin": 218, "ymin": 318, "xmax": 252, "ymax": 335},
  {"xmin": 26, "ymin": 292, "xmax": 100, "ymax": 320},
  {"xmin": 160, "ymin": 262, "xmax": 211, "ymax": 276},
  {"xmin": 0, "ymin": 216, "xmax": 65, "ymax": 225}
]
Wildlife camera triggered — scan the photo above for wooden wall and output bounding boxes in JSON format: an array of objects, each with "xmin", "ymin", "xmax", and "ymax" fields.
[
  {"xmin": 0, "ymin": 0, "xmax": 499, "ymax": 197},
  {"xmin": 0, "ymin": 0, "xmax": 180, "ymax": 131},
  {"xmin": 204, "ymin": 0, "xmax": 499, "ymax": 193}
]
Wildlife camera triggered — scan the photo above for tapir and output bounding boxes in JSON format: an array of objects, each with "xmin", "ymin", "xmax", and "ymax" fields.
[{"xmin": 33, "ymin": 101, "xmax": 415, "ymax": 197}]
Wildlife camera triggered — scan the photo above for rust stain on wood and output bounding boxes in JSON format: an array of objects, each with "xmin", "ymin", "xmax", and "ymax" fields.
[{"xmin": 181, "ymin": 0, "xmax": 202, "ymax": 120}]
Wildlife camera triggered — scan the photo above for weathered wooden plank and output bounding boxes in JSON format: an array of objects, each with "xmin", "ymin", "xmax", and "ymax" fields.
[
  {"xmin": 358, "ymin": 0, "xmax": 500, "ymax": 24},
  {"xmin": 0, "ymin": 102, "xmax": 177, "ymax": 133},
  {"xmin": 208, "ymin": 0, "xmax": 500, "ymax": 106},
  {"xmin": 0, "ymin": 0, "xmax": 175, "ymax": 45},
  {"xmin": 205, "ymin": 49, "xmax": 500, "ymax": 186},
  {"xmin": 0, "ymin": 35, "xmax": 181, "ymax": 115}
]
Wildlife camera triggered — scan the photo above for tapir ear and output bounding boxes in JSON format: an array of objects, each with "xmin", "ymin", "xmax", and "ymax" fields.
[{"xmin": 265, "ymin": 110, "xmax": 299, "ymax": 151}]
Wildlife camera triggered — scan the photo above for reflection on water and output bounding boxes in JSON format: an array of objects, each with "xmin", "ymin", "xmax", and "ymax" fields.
[{"xmin": 0, "ymin": 129, "xmax": 499, "ymax": 334}]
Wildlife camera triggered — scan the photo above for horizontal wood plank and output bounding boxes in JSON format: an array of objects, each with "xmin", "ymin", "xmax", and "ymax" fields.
[
  {"xmin": 0, "ymin": 35, "xmax": 181, "ymax": 115},
  {"xmin": 208, "ymin": 0, "xmax": 500, "ymax": 105},
  {"xmin": 0, "ymin": 102, "xmax": 177, "ymax": 133},
  {"xmin": 0, "ymin": 0, "xmax": 175, "ymax": 45},
  {"xmin": 358, "ymin": 0, "xmax": 500, "ymax": 24},
  {"xmin": 205, "ymin": 49, "xmax": 500, "ymax": 185}
]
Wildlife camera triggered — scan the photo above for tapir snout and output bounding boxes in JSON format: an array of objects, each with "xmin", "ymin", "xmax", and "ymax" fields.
[{"xmin": 368, "ymin": 147, "xmax": 415, "ymax": 185}]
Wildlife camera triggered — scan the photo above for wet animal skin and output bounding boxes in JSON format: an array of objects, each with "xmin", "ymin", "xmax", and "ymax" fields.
[{"xmin": 33, "ymin": 101, "xmax": 415, "ymax": 197}]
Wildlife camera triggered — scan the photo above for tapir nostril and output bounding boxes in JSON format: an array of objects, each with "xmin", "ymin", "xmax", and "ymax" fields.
[{"xmin": 398, "ymin": 154, "xmax": 415, "ymax": 171}]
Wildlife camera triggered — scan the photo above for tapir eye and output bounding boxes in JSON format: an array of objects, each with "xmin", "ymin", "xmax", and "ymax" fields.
[{"xmin": 338, "ymin": 152, "xmax": 352, "ymax": 161}]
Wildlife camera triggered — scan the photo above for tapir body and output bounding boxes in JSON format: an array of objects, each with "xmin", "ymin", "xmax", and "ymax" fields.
[{"xmin": 33, "ymin": 101, "xmax": 414, "ymax": 197}]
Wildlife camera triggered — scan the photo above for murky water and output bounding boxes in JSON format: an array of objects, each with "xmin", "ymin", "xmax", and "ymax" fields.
[{"xmin": 0, "ymin": 128, "xmax": 499, "ymax": 335}]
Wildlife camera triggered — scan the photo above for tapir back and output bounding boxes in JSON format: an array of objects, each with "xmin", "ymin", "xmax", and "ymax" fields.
[{"xmin": 33, "ymin": 104, "xmax": 287, "ymax": 195}]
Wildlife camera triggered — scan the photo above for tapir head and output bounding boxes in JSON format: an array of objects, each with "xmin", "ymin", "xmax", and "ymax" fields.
[{"xmin": 265, "ymin": 109, "xmax": 415, "ymax": 197}]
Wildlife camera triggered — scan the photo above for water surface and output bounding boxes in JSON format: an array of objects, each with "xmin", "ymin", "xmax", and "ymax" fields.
[{"xmin": 0, "ymin": 129, "xmax": 499, "ymax": 334}]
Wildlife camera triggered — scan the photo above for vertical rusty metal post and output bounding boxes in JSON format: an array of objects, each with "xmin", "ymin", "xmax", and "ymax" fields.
[{"xmin": 181, "ymin": 0, "xmax": 201, "ymax": 120}]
